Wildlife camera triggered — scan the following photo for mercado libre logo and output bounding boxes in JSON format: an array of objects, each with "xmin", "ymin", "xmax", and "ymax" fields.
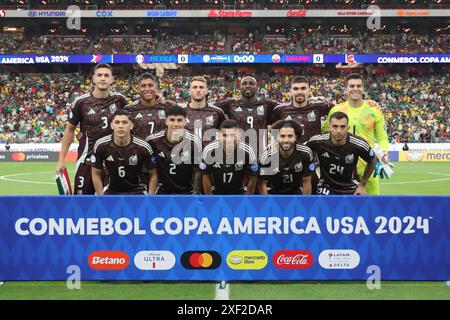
[{"xmin": 180, "ymin": 251, "xmax": 222, "ymax": 270}]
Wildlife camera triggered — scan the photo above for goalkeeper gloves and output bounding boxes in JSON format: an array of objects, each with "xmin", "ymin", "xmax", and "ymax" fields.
[{"xmin": 372, "ymin": 146, "xmax": 395, "ymax": 179}]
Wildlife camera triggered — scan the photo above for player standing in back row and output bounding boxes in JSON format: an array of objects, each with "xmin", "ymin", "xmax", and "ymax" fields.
[{"xmin": 55, "ymin": 63, "xmax": 128, "ymax": 194}]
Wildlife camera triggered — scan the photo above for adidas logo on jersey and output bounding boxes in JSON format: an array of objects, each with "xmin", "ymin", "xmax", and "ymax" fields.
[
  {"xmin": 135, "ymin": 113, "xmax": 143, "ymax": 119},
  {"xmin": 158, "ymin": 152, "xmax": 165, "ymax": 158},
  {"xmin": 285, "ymin": 115, "xmax": 292, "ymax": 120},
  {"xmin": 88, "ymin": 109, "xmax": 96, "ymax": 115},
  {"xmin": 106, "ymin": 155, "xmax": 114, "ymax": 162},
  {"xmin": 213, "ymin": 163, "xmax": 221, "ymax": 168},
  {"xmin": 235, "ymin": 107, "xmax": 242, "ymax": 112},
  {"xmin": 321, "ymin": 152, "xmax": 330, "ymax": 158}
]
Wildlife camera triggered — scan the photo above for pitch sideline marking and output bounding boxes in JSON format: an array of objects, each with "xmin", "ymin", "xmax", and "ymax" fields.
[
  {"xmin": 0, "ymin": 171, "xmax": 55, "ymax": 185},
  {"xmin": 215, "ymin": 281, "xmax": 230, "ymax": 300},
  {"xmin": 380, "ymin": 172, "xmax": 450, "ymax": 185}
]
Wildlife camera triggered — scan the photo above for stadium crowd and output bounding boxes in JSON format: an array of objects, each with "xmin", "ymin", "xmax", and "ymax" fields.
[
  {"xmin": 2, "ymin": 32, "xmax": 448, "ymax": 55},
  {"xmin": 0, "ymin": 71, "xmax": 448, "ymax": 144}
]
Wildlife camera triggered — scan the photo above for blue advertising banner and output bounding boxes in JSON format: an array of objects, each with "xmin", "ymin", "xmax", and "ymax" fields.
[
  {"xmin": 0, "ymin": 196, "xmax": 448, "ymax": 281},
  {"xmin": 1, "ymin": 54, "xmax": 449, "ymax": 64}
]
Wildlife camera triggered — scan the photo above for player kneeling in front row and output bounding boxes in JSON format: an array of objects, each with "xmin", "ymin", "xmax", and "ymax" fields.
[
  {"xmin": 306, "ymin": 112, "xmax": 377, "ymax": 195},
  {"xmin": 200, "ymin": 119, "xmax": 259, "ymax": 195},
  {"xmin": 91, "ymin": 110, "xmax": 157, "ymax": 195},
  {"xmin": 258, "ymin": 120, "xmax": 315, "ymax": 195},
  {"xmin": 145, "ymin": 106, "xmax": 203, "ymax": 195}
]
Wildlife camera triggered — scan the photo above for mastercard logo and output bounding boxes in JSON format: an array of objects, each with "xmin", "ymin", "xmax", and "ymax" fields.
[
  {"xmin": 180, "ymin": 251, "xmax": 221, "ymax": 270},
  {"xmin": 12, "ymin": 153, "xmax": 26, "ymax": 161}
]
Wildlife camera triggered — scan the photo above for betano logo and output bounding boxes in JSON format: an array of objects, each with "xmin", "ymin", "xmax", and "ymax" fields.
[
  {"xmin": 88, "ymin": 251, "xmax": 129, "ymax": 270},
  {"xmin": 180, "ymin": 251, "xmax": 221, "ymax": 269},
  {"xmin": 134, "ymin": 251, "xmax": 176, "ymax": 270},
  {"xmin": 273, "ymin": 250, "xmax": 314, "ymax": 269},
  {"xmin": 226, "ymin": 250, "xmax": 268, "ymax": 270}
]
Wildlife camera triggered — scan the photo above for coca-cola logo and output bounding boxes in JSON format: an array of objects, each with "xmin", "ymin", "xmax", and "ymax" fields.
[
  {"xmin": 286, "ymin": 10, "xmax": 306, "ymax": 17},
  {"xmin": 273, "ymin": 250, "xmax": 314, "ymax": 269}
]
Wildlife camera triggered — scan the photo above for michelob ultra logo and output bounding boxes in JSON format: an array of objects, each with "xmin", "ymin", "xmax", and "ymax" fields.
[{"xmin": 226, "ymin": 250, "xmax": 268, "ymax": 270}]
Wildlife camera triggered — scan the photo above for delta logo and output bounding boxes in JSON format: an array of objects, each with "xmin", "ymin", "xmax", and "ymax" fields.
[
  {"xmin": 180, "ymin": 251, "xmax": 221, "ymax": 269},
  {"xmin": 273, "ymin": 250, "xmax": 314, "ymax": 269},
  {"xmin": 226, "ymin": 250, "xmax": 268, "ymax": 270},
  {"xmin": 12, "ymin": 152, "xmax": 26, "ymax": 161},
  {"xmin": 88, "ymin": 251, "xmax": 130, "ymax": 270}
]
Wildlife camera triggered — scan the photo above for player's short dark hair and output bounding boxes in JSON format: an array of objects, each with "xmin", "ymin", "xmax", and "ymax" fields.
[
  {"xmin": 271, "ymin": 120, "xmax": 303, "ymax": 139},
  {"xmin": 346, "ymin": 73, "xmax": 363, "ymax": 84},
  {"xmin": 166, "ymin": 105, "xmax": 186, "ymax": 118},
  {"xmin": 112, "ymin": 109, "xmax": 132, "ymax": 120},
  {"xmin": 330, "ymin": 111, "xmax": 349, "ymax": 123},
  {"xmin": 137, "ymin": 72, "xmax": 159, "ymax": 87},
  {"xmin": 94, "ymin": 63, "xmax": 113, "ymax": 73},
  {"xmin": 291, "ymin": 76, "xmax": 309, "ymax": 86},
  {"xmin": 220, "ymin": 119, "xmax": 240, "ymax": 130}
]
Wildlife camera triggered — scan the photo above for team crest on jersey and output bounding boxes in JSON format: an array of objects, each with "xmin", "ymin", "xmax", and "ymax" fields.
[
  {"xmin": 109, "ymin": 103, "xmax": 117, "ymax": 114},
  {"xmin": 257, "ymin": 105, "xmax": 264, "ymax": 115},
  {"xmin": 307, "ymin": 111, "xmax": 316, "ymax": 122},
  {"xmin": 294, "ymin": 162, "xmax": 303, "ymax": 172},
  {"xmin": 158, "ymin": 110, "xmax": 166, "ymax": 119},
  {"xmin": 345, "ymin": 154, "xmax": 354, "ymax": 164},
  {"xmin": 181, "ymin": 150, "xmax": 190, "ymax": 161},
  {"xmin": 206, "ymin": 115, "xmax": 214, "ymax": 126},
  {"xmin": 235, "ymin": 161, "xmax": 244, "ymax": 171},
  {"xmin": 129, "ymin": 154, "xmax": 138, "ymax": 166}
]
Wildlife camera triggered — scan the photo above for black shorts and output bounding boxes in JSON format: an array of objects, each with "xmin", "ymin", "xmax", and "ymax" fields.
[
  {"xmin": 74, "ymin": 162, "xmax": 108, "ymax": 195},
  {"xmin": 104, "ymin": 189, "xmax": 146, "ymax": 195},
  {"xmin": 316, "ymin": 182, "xmax": 356, "ymax": 195}
]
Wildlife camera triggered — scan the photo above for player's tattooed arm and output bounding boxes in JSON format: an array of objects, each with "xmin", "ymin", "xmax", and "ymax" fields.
[
  {"xmin": 202, "ymin": 172, "xmax": 213, "ymax": 195},
  {"xmin": 246, "ymin": 175, "xmax": 257, "ymax": 195},
  {"xmin": 358, "ymin": 155, "xmax": 377, "ymax": 194},
  {"xmin": 56, "ymin": 122, "xmax": 77, "ymax": 174},
  {"xmin": 148, "ymin": 168, "xmax": 158, "ymax": 195},
  {"xmin": 91, "ymin": 167, "xmax": 104, "ymax": 195},
  {"xmin": 302, "ymin": 175, "xmax": 312, "ymax": 195}
]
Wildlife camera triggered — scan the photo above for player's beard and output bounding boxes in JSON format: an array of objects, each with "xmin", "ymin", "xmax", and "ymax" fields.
[
  {"xmin": 280, "ymin": 141, "xmax": 294, "ymax": 152},
  {"xmin": 242, "ymin": 89, "xmax": 255, "ymax": 99},
  {"xmin": 294, "ymin": 94, "xmax": 306, "ymax": 104}
]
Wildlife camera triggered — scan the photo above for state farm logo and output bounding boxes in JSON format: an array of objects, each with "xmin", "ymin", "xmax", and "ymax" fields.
[
  {"xmin": 273, "ymin": 250, "xmax": 314, "ymax": 269},
  {"xmin": 134, "ymin": 251, "xmax": 175, "ymax": 270},
  {"xmin": 88, "ymin": 251, "xmax": 129, "ymax": 270},
  {"xmin": 207, "ymin": 10, "xmax": 252, "ymax": 18},
  {"xmin": 318, "ymin": 250, "xmax": 360, "ymax": 270},
  {"xmin": 180, "ymin": 251, "xmax": 221, "ymax": 269}
]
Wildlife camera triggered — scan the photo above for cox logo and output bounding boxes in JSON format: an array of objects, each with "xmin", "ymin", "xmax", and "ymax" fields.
[
  {"xmin": 96, "ymin": 10, "xmax": 113, "ymax": 17},
  {"xmin": 273, "ymin": 250, "xmax": 314, "ymax": 269},
  {"xmin": 134, "ymin": 251, "xmax": 175, "ymax": 270},
  {"xmin": 88, "ymin": 251, "xmax": 129, "ymax": 270},
  {"xmin": 233, "ymin": 55, "xmax": 255, "ymax": 63},
  {"xmin": 181, "ymin": 251, "xmax": 221, "ymax": 269},
  {"xmin": 226, "ymin": 250, "xmax": 267, "ymax": 270},
  {"xmin": 318, "ymin": 249, "xmax": 360, "ymax": 270}
]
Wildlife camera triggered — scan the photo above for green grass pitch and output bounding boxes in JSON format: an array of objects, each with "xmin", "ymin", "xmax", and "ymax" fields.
[{"xmin": 0, "ymin": 161, "xmax": 449, "ymax": 300}]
